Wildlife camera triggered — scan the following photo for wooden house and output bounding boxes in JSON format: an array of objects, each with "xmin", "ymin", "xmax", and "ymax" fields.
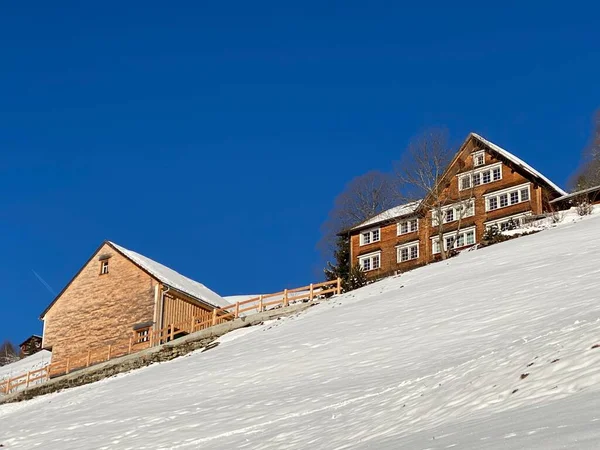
[
  {"xmin": 19, "ymin": 335, "xmax": 43, "ymax": 357},
  {"xmin": 346, "ymin": 133, "xmax": 568, "ymax": 278},
  {"xmin": 39, "ymin": 241, "xmax": 229, "ymax": 363}
]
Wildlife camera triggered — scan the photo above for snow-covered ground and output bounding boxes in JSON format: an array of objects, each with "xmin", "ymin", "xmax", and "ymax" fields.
[
  {"xmin": 0, "ymin": 350, "xmax": 51, "ymax": 382},
  {"xmin": 2, "ymin": 213, "xmax": 600, "ymax": 449}
]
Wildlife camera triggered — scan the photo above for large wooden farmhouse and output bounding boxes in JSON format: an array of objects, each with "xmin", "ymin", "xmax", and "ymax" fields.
[
  {"xmin": 347, "ymin": 133, "xmax": 568, "ymax": 278},
  {"xmin": 40, "ymin": 241, "xmax": 228, "ymax": 363}
]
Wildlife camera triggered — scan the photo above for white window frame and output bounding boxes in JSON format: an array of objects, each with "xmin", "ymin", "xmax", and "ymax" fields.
[
  {"xmin": 473, "ymin": 150, "xmax": 485, "ymax": 167},
  {"xmin": 358, "ymin": 251, "xmax": 381, "ymax": 272},
  {"xmin": 431, "ymin": 226, "xmax": 477, "ymax": 254},
  {"xmin": 431, "ymin": 199, "xmax": 475, "ymax": 226},
  {"xmin": 397, "ymin": 218, "xmax": 418, "ymax": 236},
  {"xmin": 458, "ymin": 162, "xmax": 503, "ymax": 191},
  {"xmin": 484, "ymin": 183, "xmax": 531, "ymax": 212},
  {"xmin": 359, "ymin": 227, "xmax": 381, "ymax": 246},
  {"xmin": 484, "ymin": 212, "xmax": 532, "ymax": 231},
  {"xmin": 396, "ymin": 241, "xmax": 419, "ymax": 263},
  {"xmin": 100, "ymin": 260, "xmax": 109, "ymax": 275}
]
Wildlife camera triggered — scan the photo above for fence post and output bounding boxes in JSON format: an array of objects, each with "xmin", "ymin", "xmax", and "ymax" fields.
[
  {"xmin": 107, "ymin": 345, "xmax": 112, "ymax": 361},
  {"xmin": 258, "ymin": 295, "xmax": 264, "ymax": 312},
  {"xmin": 212, "ymin": 309, "xmax": 218, "ymax": 326},
  {"xmin": 337, "ymin": 277, "xmax": 342, "ymax": 295},
  {"xmin": 309, "ymin": 283, "xmax": 314, "ymax": 301},
  {"xmin": 128, "ymin": 335, "xmax": 133, "ymax": 354},
  {"xmin": 4, "ymin": 378, "xmax": 10, "ymax": 394},
  {"xmin": 86, "ymin": 349, "xmax": 91, "ymax": 367},
  {"xmin": 46, "ymin": 365, "xmax": 51, "ymax": 381},
  {"xmin": 66, "ymin": 357, "xmax": 71, "ymax": 374},
  {"xmin": 235, "ymin": 302, "xmax": 240, "ymax": 319},
  {"xmin": 169, "ymin": 324, "xmax": 175, "ymax": 342},
  {"xmin": 283, "ymin": 289, "xmax": 289, "ymax": 307}
]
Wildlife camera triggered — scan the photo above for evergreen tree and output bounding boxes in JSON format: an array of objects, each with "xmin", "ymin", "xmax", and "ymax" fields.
[{"xmin": 324, "ymin": 235, "xmax": 350, "ymax": 285}]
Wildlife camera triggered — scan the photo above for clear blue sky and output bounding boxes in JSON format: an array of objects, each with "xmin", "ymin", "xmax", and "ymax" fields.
[{"xmin": 1, "ymin": 1, "xmax": 598, "ymax": 345}]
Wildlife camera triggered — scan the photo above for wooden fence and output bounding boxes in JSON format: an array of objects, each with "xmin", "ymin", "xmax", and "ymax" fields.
[{"xmin": 0, "ymin": 278, "xmax": 341, "ymax": 396}]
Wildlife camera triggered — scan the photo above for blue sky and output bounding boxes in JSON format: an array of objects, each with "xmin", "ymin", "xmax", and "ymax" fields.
[{"xmin": 1, "ymin": 1, "xmax": 598, "ymax": 345}]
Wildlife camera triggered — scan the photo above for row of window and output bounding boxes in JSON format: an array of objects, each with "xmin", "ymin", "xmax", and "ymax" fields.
[
  {"xmin": 459, "ymin": 163, "xmax": 502, "ymax": 191},
  {"xmin": 360, "ymin": 219, "xmax": 417, "ymax": 245},
  {"xmin": 358, "ymin": 242, "xmax": 420, "ymax": 271},
  {"xmin": 432, "ymin": 228, "xmax": 476, "ymax": 255},
  {"xmin": 432, "ymin": 200, "xmax": 475, "ymax": 226},
  {"xmin": 485, "ymin": 184, "xmax": 530, "ymax": 212},
  {"xmin": 358, "ymin": 210, "xmax": 534, "ymax": 271}
]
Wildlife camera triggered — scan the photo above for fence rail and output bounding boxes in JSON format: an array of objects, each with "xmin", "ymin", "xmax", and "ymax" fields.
[{"xmin": 1, "ymin": 278, "xmax": 342, "ymax": 396}]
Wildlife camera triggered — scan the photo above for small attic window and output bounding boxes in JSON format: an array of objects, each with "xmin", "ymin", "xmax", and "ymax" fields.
[
  {"xmin": 100, "ymin": 260, "xmax": 109, "ymax": 275},
  {"xmin": 473, "ymin": 150, "xmax": 485, "ymax": 167}
]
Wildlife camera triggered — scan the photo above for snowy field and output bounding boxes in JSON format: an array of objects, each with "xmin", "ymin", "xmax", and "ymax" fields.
[{"xmin": 2, "ymin": 213, "xmax": 600, "ymax": 449}]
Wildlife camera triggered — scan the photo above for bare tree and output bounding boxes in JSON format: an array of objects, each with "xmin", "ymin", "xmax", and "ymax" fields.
[
  {"xmin": 319, "ymin": 170, "xmax": 398, "ymax": 278},
  {"xmin": 572, "ymin": 110, "xmax": 600, "ymax": 192},
  {"xmin": 396, "ymin": 128, "xmax": 474, "ymax": 260},
  {"xmin": 0, "ymin": 340, "xmax": 19, "ymax": 366}
]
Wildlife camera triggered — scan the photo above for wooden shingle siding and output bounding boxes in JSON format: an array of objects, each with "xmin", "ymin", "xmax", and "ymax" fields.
[{"xmin": 42, "ymin": 243, "xmax": 156, "ymax": 362}]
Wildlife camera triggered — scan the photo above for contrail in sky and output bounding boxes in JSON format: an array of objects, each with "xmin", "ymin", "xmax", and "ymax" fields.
[{"xmin": 32, "ymin": 270, "xmax": 56, "ymax": 296}]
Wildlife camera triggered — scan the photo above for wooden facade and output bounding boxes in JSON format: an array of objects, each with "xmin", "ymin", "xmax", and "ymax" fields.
[
  {"xmin": 347, "ymin": 133, "xmax": 567, "ymax": 279},
  {"xmin": 40, "ymin": 241, "xmax": 227, "ymax": 364}
]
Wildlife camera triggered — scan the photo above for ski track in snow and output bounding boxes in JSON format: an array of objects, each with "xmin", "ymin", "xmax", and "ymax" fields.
[{"xmin": 1, "ymin": 211, "xmax": 600, "ymax": 449}]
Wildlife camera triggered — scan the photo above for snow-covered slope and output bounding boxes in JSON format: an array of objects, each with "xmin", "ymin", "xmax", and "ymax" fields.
[
  {"xmin": 0, "ymin": 351, "xmax": 51, "ymax": 382},
  {"xmin": 2, "ymin": 215, "xmax": 600, "ymax": 449}
]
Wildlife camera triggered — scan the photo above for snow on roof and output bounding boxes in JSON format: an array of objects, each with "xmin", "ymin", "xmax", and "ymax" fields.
[
  {"xmin": 550, "ymin": 184, "xmax": 600, "ymax": 203},
  {"xmin": 110, "ymin": 242, "xmax": 230, "ymax": 309},
  {"xmin": 472, "ymin": 133, "xmax": 568, "ymax": 196},
  {"xmin": 351, "ymin": 201, "xmax": 421, "ymax": 230}
]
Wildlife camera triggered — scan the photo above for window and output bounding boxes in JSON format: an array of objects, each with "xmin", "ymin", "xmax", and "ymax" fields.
[
  {"xmin": 485, "ymin": 213, "xmax": 531, "ymax": 232},
  {"xmin": 492, "ymin": 167, "xmax": 501, "ymax": 181},
  {"xmin": 432, "ymin": 199, "xmax": 475, "ymax": 226},
  {"xmin": 510, "ymin": 191, "xmax": 519, "ymax": 204},
  {"xmin": 460, "ymin": 176, "xmax": 472, "ymax": 190},
  {"xmin": 359, "ymin": 252, "xmax": 381, "ymax": 271},
  {"xmin": 458, "ymin": 163, "xmax": 503, "ymax": 191},
  {"xmin": 397, "ymin": 242, "xmax": 419, "ymax": 263},
  {"xmin": 360, "ymin": 228, "xmax": 380, "ymax": 246},
  {"xmin": 100, "ymin": 260, "xmax": 109, "ymax": 275},
  {"xmin": 473, "ymin": 151, "xmax": 485, "ymax": 167},
  {"xmin": 485, "ymin": 184, "xmax": 531, "ymax": 212},
  {"xmin": 397, "ymin": 218, "xmax": 418, "ymax": 235},
  {"xmin": 432, "ymin": 227, "xmax": 477, "ymax": 254}
]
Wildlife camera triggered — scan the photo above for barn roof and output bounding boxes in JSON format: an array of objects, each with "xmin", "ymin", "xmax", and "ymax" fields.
[
  {"xmin": 109, "ymin": 242, "xmax": 229, "ymax": 309},
  {"xmin": 40, "ymin": 241, "xmax": 229, "ymax": 319}
]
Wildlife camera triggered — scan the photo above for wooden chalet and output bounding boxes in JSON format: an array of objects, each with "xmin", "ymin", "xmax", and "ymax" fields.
[
  {"xmin": 19, "ymin": 335, "xmax": 43, "ymax": 357},
  {"xmin": 346, "ymin": 133, "xmax": 568, "ymax": 278},
  {"xmin": 39, "ymin": 241, "xmax": 229, "ymax": 364}
]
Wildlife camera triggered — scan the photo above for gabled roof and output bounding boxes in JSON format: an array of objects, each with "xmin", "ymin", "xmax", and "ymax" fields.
[
  {"xmin": 350, "ymin": 201, "xmax": 421, "ymax": 232},
  {"xmin": 109, "ymin": 242, "xmax": 229, "ymax": 309},
  {"xmin": 471, "ymin": 133, "xmax": 568, "ymax": 196},
  {"xmin": 40, "ymin": 241, "xmax": 228, "ymax": 319}
]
